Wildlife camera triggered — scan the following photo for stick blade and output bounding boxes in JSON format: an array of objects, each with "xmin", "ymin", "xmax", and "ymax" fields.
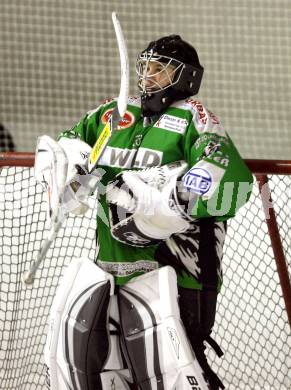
[{"xmin": 112, "ymin": 12, "xmax": 129, "ymax": 118}]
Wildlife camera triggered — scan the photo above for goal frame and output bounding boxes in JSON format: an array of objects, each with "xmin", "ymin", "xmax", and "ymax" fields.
[{"xmin": 0, "ymin": 151, "xmax": 290, "ymax": 325}]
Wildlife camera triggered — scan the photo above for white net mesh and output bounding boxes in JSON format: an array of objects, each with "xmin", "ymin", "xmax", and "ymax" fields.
[
  {"xmin": 209, "ymin": 174, "xmax": 291, "ymax": 389},
  {"xmin": 1, "ymin": 0, "xmax": 291, "ymax": 158},
  {"xmin": 0, "ymin": 165, "xmax": 290, "ymax": 389}
]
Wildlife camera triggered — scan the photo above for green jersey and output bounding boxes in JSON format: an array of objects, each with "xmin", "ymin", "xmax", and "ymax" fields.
[{"xmin": 59, "ymin": 96, "xmax": 253, "ymax": 289}]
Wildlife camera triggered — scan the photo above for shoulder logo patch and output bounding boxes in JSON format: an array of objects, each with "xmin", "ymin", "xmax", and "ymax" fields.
[{"xmin": 101, "ymin": 108, "xmax": 135, "ymax": 130}]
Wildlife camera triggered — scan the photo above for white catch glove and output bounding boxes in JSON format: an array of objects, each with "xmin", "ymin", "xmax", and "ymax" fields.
[
  {"xmin": 58, "ymin": 137, "xmax": 102, "ymax": 215},
  {"xmin": 106, "ymin": 161, "xmax": 193, "ymax": 246},
  {"xmin": 34, "ymin": 136, "xmax": 101, "ymax": 222}
]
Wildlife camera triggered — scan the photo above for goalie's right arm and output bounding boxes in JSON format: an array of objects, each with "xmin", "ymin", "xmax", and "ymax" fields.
[{"xmin": 34, "ymin": 96, "xmax": 121, "ymax": 220}]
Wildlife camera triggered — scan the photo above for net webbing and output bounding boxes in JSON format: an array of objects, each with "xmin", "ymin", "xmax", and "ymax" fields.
[
  {"xmin": 0, "ymin": 165, "xmax": 290, "ymax": 389},
  {"xmin": 209, "ymin": 174, "xmax": 291, "ymax": 390},
  {"xmin": 0, "ymin": 167, "xmax": 98, "ymax": 389}
]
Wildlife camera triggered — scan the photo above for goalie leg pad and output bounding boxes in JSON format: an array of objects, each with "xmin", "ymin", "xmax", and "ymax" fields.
[
  {"xmin": 118, "ymin": 266, "xmax": 210, "ymax": 390},
  {"xmin": 45, "ymin": 258, "xmax": 117, "ymax": 390}
]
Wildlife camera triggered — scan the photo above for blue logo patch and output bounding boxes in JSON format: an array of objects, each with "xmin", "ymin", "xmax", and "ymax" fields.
[{"xmin": 183, "ymin": 167, "xmax": 212, "ymax": 195}]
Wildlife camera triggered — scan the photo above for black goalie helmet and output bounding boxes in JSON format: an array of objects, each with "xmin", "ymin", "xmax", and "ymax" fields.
[{"xmin": 136, "ymin": 34, "xmax": 204, "ymax": 117}]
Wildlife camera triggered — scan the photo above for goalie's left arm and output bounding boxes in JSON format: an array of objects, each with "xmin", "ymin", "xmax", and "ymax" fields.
[{"xmin": 181, "ymin": 115, "xmax": 254, "ymax": 220}]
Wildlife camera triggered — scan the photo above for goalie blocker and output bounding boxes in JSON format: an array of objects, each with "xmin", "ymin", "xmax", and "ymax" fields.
[
  {"xmin": 106, "ymin": 158, "xmax": 225, "ymax": 247},
  {"xmin": 106, "ymin": 161, "xmax": 194, "ymax": 247},
  {"xmin": 44, "ymin": 258, "xmax": 211, "ymax": 390}
]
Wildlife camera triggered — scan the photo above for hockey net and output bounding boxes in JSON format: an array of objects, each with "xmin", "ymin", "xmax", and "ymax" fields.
[{"xmin": 0, "ymin": 154, "xmax": 290, "ymax": 390}]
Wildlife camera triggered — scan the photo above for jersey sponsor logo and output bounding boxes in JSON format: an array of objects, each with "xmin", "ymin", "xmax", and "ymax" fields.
[
  {"xmin": 98, "ymin": 146, "xmax": 163, "ymax": 169},
  {"xmin": 154, "ymin": 114, "xmax": 188, "ymax": 134},
  {"xmin": 200, "ymin": 143, "xmax": 229, "ymax": 167},
  {"xmin": 101, "ymin": 108, "xmax": 135, "ymax": 129},
  {"xmin": 183, "ymin": 167, "xmax": 212, "ymax": 196},
  {"xmin": 185, "ymin": 98, "xmax": 221, "ymax": 126},
  {"xmin": 211, "ymin": 153, "xmax": 229, "ymax": 167},
  {"xmin": 203, "ymin": 141, "xmax": 221, "ymax": 158},
  {"xmin": 194, "ymin": 133, "xmax": 228, "ymax": 150},
  {"xmin": 185, "ymin": 99, "xmax": 208, "ymax": 125},
  {"xmin": 133, "ymin": 147, "xmax": 163, "ymax": 168},
  {"xmin": 97, "ymin": 259, "xmax": 159, "ymax": 277},
  {"xmin": 99, "ymin": 146, "xmax": 136, "ymax": 168}
]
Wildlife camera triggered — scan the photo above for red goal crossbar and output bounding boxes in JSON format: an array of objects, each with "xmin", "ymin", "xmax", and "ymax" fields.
[{"xmin": 1, "ymin": 151, "xmax": 291, "ymax": 173}]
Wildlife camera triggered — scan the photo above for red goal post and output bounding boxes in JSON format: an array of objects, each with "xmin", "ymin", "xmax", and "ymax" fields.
[{"xmin": 0, "ymin": 152, "xmax": 290, "ymax": 390}]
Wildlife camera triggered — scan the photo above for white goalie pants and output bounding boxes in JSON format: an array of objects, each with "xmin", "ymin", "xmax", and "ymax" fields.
[{"xmin": 44, "ymin": 258, "xmax": 210, "ymax": 390}]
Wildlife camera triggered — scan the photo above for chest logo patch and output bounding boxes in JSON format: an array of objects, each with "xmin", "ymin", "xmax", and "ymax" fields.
[
  {"xmin": 183, "ymin": 167, "xmax": 212, "ymax": 196},
  {"xmin": 154, "ymin": 114, "xmax": 188, "ymax": 134},
  {"xmin": 101, "ymin": 108, "xmax": 135, "ymax": 130}
]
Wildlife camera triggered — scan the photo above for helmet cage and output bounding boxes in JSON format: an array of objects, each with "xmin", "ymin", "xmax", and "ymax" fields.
[{"xmin": 136, "ymin": 50, "xmax": 185, "ymax": 94}]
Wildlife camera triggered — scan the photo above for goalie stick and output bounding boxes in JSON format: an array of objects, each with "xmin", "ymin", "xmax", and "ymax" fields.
[
  {"xmin": 88, "ymin": 12, "xmax": 129, "ymax": 173},
  {"xmin": 22, "ymin": 12, "xmax": 129, "ymax": 284}
]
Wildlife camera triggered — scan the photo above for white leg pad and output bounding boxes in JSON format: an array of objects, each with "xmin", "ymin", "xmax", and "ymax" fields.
[
  {"xmin": 44, "ymin": 258, "xmax": 116, "ymax": 390},
  {"xmin": 119, "ymin": 266, "xmax": 210, "ymax": 390}
]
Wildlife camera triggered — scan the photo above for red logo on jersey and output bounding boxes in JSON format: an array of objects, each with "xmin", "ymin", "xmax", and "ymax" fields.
[
  {"xmin": 186, "ymin": 99, "xmax": 220, "ymax": 126},
  {"xmin": 186, "ymin": 99, "xmax": 208, "ymax": 125},
  {"xmin": 101, "ymin": 108, "xmax": 135, "ymax": 130}
]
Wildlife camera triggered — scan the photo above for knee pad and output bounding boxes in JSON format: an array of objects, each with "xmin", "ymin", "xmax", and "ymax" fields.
[
  {"xmin": 44, "ymin": 258, "xmax": 133, "ymax": 390},
  {"xmin": 118, "ymin": 266, "xmax": 210, "ymax": 390}
]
